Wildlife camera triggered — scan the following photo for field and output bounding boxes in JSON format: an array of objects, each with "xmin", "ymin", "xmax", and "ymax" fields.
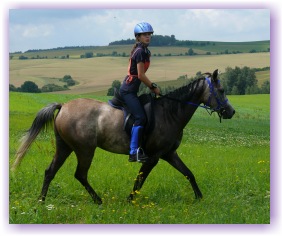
[
  {"xmin": 9, "ymin": 92, "xmax": 270, "ymax": 224},
  {"xmin": 10, "ymin": 41, "xmax": 270, "ymax": 59},
  {"xmin": 9, "ymin": 52, "xmax": 270, "ymax": 95},
  {"xmin": 9, "ymin": 43, "xmax": 270, "ymax": 224}
]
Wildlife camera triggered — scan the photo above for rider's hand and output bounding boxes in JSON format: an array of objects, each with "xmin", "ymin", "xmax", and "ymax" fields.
[
  {"xmin": 151, "ymin": 87, "xmax": 161, "ymax": 95},
  {"xmin": 150, "ymin": 83, "xmax": 160, "ymax": 95}
]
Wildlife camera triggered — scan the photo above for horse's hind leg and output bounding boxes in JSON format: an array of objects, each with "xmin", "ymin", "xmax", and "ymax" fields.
[
  {"xmin": 39, "ymin": 135, "xmax": 72, "ymax": 202},
  {"xmin": 162, "ymin": 150, "xmax": 203, "ymax": 199},
  {"xmin": 74, "ymin": 149, "xmax": 102, "ymax": 205},
  {"xmin": 128, "ymin": 158, "xmax": 159, "ymax": 202}
]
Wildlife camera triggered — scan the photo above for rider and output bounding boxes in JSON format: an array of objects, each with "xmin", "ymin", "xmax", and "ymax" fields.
[{"xmin": 119, "ymin": 22, "xmax": 160, "ymax": 163}]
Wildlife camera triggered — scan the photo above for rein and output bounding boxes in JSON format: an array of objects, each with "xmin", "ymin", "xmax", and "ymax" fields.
[{"xmin": 159, "ymin": 78, "xmax": 228, "ymax": 123}]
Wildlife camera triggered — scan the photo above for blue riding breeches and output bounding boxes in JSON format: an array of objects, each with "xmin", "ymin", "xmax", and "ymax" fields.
[{"xmin": 119, "ymin": 91, "xmax": 146, "ymax": 126}]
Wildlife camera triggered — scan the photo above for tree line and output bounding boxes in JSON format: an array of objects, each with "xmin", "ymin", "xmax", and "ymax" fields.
[
  {"xmin": 107, "ymin": 66, "xmax": 270, "ymax": 96},
  {"xmin": 9, "ymin": 67, "xmax": 269, "ymax": 95},
  {"xmin": 9, "ymin": 75, "xmax": 76, "ymax": 93},
  {"xmin": 109, "ymin": 35, "xmax": 212, "ymax": 47}
]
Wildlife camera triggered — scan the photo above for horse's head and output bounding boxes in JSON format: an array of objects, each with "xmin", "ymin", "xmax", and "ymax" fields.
[{"xmin": 202, "ymin": 69, "xmax": 235, "ymax": 119}]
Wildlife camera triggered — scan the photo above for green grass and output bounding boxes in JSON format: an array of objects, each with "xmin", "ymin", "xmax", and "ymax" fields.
[{"xmin": 9, "ymin": 93, "xmax": 270, "ymax": 224}]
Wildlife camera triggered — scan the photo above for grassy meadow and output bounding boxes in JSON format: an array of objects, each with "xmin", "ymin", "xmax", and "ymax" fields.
[
  {"xmin": 9, "ymin": 43, "xmax": 270, "ymax": 224},
  {"xmin": 9, "ymin": 92, "xmax": 270, "ymax": 224}
]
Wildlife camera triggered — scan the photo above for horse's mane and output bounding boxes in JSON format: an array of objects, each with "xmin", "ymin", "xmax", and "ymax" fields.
[
  {"xmin": 155, "ymin": 77, "xmax": 205, "ymax": 114},
  {"xmin": 162, "ymin": 77, "xmax": 205, "ymax": 102}
]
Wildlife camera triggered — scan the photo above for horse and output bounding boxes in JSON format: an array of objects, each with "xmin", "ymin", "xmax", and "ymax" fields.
[{"xmin": 12, "ymin": 69, "xmax": 235, "ymax": 205}]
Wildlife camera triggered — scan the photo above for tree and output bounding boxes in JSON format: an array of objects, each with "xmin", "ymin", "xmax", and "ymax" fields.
[
  {"xmin": 62, "ymin": 75, "xmax": 75, "ymax": 86},
  {"xmin": 170, "ymin": 35, "xmax": 176, "ymax": 45},
  {"xmin": 107, "ymin": 80, "xmax": 121, "ymax": 96},
  {"xmin": 187, "ymin": 48, "xmax": 194, "ymax": 56},
  {"xmin": 9, "ymin": 84, "xmax": 17, "ymax": 91},
  {"xmin": 20, "ymin": 81, "xmax": 41, "ymax": 93},
  {"xmin": 223, "ymin": 66, "xmax": 258, "ymax": 95},
  {"xmin": 85, "ymin": 52, "xmax": 93, "ymax": 58},
  {"xmin": 41, "ymin": 84, "xmax": 68, "ymax": 92},
  {"xmin": 67, "ymin": 79, "xmax": 75, "ymax": 86},
  {"xmin": 63, "ymin": 75, "xmax": 72, "ymax": 82},
  {"xmin": 261, "ymin": 80, "xmax": 270, "ymax": 94},
  {"xmin": 19, "ymin": 55, "xmax": 28, "ymax": 60}
]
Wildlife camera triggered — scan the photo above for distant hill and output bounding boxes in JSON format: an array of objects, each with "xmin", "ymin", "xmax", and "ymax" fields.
[
  {"xmin": 109, "ymin": 35, "xmax": 270, "ymax": 49},
  {"xmin": 9, "ymin": 36, "xmax": 270, "ymax": 60}
]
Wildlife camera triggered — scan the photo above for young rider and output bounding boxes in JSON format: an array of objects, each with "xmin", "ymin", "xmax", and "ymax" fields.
[{"xmin": 119, "ymin": 22, "xmax": 160, "ymax": 163}]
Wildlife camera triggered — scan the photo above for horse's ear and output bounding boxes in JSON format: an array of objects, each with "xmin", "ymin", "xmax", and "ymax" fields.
[{"xmin": 212, "ymin": 69, "xmax": 219, "ymax": 82}]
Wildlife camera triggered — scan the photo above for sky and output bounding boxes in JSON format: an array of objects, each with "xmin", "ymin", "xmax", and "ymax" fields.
[{"xmin": 9, "ymin": 8, "xmax": 270, "ymax": 52}]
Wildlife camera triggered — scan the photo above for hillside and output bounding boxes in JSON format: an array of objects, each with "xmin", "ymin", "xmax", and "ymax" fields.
[
  {"xmin": 9, "ymin": 52, "xmax": 270, "ymax": 95},
  {"xmin": 9, "ymin": 40, "xmax": 270, "ymax": 95},
  {"xmin": 9, "ymin": 40, "xmax": 270, "ymax": 59}
]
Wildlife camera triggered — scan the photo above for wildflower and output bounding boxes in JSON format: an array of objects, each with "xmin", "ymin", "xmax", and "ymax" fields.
[{"xmin": 46, "ymin": 204, "xmax": 55, "ymax": 210}]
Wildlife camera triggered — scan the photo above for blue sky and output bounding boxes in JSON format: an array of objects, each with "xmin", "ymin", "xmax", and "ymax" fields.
[{"xmin": 9, "ymin": 8, "xmax": 270, "ymax": 52}]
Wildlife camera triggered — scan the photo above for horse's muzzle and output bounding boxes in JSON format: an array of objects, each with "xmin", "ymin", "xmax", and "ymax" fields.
[{"xmin": 220, "ymin": 107, "xmax": 235, "ymax": 119}]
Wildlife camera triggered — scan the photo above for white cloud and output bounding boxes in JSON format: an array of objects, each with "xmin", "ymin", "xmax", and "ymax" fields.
[
  {"xmin": 10, "ymin": 23, "xmax": 53, "ymax": 38},
  {"xmin": 8, "ymin": 9, "xmax": 270, "ymax": 52},
  {"xmin": 22, "ymin": 24, "xmax": 53, "ymax": 38}
]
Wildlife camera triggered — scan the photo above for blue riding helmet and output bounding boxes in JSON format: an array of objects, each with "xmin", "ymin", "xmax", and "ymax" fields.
[{"xmin": 134, "ymin": 22, "xmax": 154, "ymax": 37}]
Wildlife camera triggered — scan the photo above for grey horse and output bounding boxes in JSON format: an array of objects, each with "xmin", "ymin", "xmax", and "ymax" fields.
[{"xmin": 12, "ymin": 69, "xmax": 235, "ymax": 204}]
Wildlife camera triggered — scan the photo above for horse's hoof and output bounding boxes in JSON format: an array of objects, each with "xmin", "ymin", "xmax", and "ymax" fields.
[
  {"xmin": 38, "ymin": 195, "xmax": 46, "ymax": 203},
  {"xmin": 194, "ymin": 193, "xmax": 203, "ymax": 202},
  {"xmin": 127, "ymin": 194, "xmax": 134, "ymax": 203},
  {"xmin": 95, "ymin": 199, "xmax": 103, "ymax": 205},
  {"xmin": 38, "ymin": 199, "xmax": 45, "ymax": 204}
]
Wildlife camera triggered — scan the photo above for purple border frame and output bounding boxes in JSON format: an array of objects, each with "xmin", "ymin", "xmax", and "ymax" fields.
[{"xmin": 2, "ymin": 1, "xmax": 280, "ymax": 235}]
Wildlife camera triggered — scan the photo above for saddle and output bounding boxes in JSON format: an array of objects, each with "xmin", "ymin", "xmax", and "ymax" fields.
[{"xmin": 108, "ymin": 89, "xmax": 155, "ymax": 137}]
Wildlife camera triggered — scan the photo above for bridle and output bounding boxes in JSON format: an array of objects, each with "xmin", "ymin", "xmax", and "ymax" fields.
[
  {"xmin": 203, "ymin": 77, "xmax": 229, "ymax": 122},
  {"xmin": 159, "ymin": 77, "xmax": 229, "ymax": 123}
]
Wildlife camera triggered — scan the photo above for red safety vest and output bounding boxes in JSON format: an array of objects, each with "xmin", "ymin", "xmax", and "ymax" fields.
[{"xmin": 126, "ymin": 47, "xmax": 150, "ymax": 84}]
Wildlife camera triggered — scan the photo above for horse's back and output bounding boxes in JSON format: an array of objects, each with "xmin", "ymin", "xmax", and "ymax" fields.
[{"xmin": 55, "ymin": 98, "xmax": 129, "ymax": 154}]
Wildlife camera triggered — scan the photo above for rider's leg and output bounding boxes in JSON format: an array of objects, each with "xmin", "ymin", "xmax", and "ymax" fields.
[
  {"xmin": 129, "ymin": 125, "xmax": 148, "ymax": 162},
  {"xmin": 120, "ymin": 92, "xmax": 148, "ymax": 162}
]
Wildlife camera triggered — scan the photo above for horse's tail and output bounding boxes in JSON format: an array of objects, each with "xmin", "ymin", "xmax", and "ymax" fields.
[{"xmin": 11, "ymin": 103, "xmax": 62, "ymax": 171}]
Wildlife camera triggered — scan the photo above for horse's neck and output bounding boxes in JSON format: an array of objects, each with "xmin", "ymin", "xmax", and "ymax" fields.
[
  {"xmin": 157, "ymin": 98, "xmax": 198, "ymax": 133},
  {"xmin": 157, "ymin": 79, "xmax": 205, "ymax": 130},
  {"xmin": 178, "ymin": 101, "xmax": 199, "ymax": 127},
  {"xmin": 165, "ymin": 84, "xmax": 205, "ymax": 128}
]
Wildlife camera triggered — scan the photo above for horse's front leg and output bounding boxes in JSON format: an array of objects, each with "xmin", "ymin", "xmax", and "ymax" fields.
[
  {"xmin": 162, "ymin": 151, "xmax": 203, "ymax": 199},
  {"xmin": 128, "ymin": 157, "xmax": 159, "ymax": 202}
]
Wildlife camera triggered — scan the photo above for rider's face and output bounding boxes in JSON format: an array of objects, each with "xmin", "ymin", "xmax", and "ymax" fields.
[{"xmin": 138, "ymin": 33, "xmax": 152, "ymax": 45}]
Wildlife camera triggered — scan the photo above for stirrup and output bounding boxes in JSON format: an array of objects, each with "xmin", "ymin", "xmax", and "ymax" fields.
[
  {"xmin": 136, "ymin": 147, "xmax": 148, "ymax": 163},
  {"xmin": 128, "ymin": 148, "xmax": 148, "ymax": 163}
]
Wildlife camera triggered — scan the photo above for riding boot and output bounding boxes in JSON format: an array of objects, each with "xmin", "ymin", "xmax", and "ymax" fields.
[{"xmin": 128, "ymin": 126, "xmax": 148, "ymax": 163}]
